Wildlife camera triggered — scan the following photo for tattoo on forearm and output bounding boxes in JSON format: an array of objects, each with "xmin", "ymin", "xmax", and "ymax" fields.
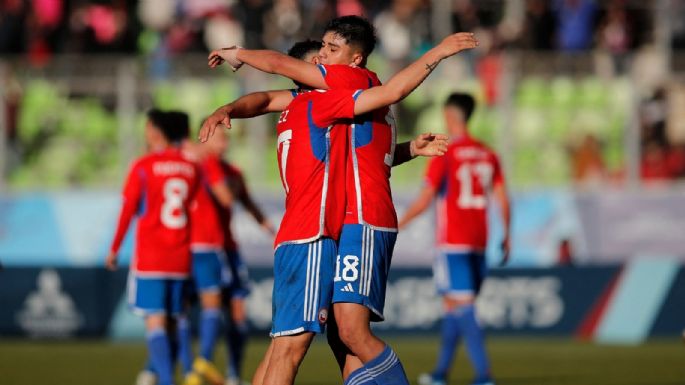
[{"xmin": 425, "ymin": 61, "xmax": 439, "ymax": 72}]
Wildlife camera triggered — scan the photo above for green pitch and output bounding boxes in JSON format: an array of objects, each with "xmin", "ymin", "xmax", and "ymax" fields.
[{"xmin": 1, "ymin": 336, "xmax": 683, "ymax": 385}]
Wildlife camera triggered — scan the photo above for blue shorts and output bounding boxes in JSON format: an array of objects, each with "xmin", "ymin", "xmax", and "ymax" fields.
[
  {"xmin": 434, "ymin": 251, "xmax": 486, "ymax": 298},
  {"xmin": 191, "ymin": 249, "xmax": 226, "ymax": 293},
  {"xmin": 270, "ymin": 238, "xmax": 336, "ymax": 337},
  {"xmin": 128, "ymin": 275, "xmax": 186, "ymax": 316},
  {"xmin": 333, "ymin": 224, "xmax": 397, "ymax": 322},
  {"xmin": 222, "ymin": 249, "xmax": 250, "ymax": 299}
]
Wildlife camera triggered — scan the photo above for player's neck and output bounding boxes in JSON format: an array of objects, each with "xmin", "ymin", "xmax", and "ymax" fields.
[{"xmin": 449, "ymin": 126, "xmax": 469, "ymax": 140}]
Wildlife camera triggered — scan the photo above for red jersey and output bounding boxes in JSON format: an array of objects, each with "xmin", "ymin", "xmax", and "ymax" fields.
[
  {"xmin": 211, "ymin": 158, "xmax": 244, "ymax": 251},
  {"xmin": 190, "ymin": 155, "xmax": 226, "ymax": 251},
  {"xmin": 425, "ymin": 135, "xmax": 505, "ymax": 251},
  {"xmin": 274, "ymin": 88, "xmax": 358, "ymax": 248},
  {"xmin": 110, "ymin": 147, "xmax": 199, "ymax": 277},
  {"xmin": 319, "ymin": 64, "xmax": 398, "ymax": 230}
]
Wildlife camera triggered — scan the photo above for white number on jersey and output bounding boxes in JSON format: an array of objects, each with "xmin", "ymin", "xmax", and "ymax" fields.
[
  {"xmin": 456, "ymin": 162, "xmax": 493, "ymax": 209},
  {"xmin": 278, "ymin": 110, "xmax": 289, "ymax": 124},
  {"xmin": 334, "ymin": 255, "xmax": 360, "ymax": 282},
  {"xmin": 160, "ymin": 177, "xmax": 189, "ymax": 229},
  {"xmin": 277, "ymin": 129, "xmax": 293, "ymax": 193}
]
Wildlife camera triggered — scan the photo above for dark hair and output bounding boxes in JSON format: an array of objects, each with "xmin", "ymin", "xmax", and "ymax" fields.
[
  {"xmin": 444, "ymin": 93, "xmax": 476, "ymax": 122},
  {"xmin": 166, "ymin": 110, "xmax": 190, "ymax": 142},
  {"xmin": 146, "ymin": 108, "xmax": 188, "ymax": 143},
  {"xmin": 288, "ymin": 39, "xmax": 322, "ymax": 60},
  {"xmin": 324, "ymin": 15, "xmax": 377, "ymax": 65}
]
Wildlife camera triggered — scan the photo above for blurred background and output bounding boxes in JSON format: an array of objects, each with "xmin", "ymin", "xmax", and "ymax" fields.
[{"xmin": 1, "ymin": 1, "xmax": 684, "ymax": 384}]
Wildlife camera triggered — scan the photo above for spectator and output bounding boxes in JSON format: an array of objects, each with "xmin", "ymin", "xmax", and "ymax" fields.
[
  {"xmin": 569, "ymin": 133, "xmax": 605, "ymax": 186},
  {"xmin": 522, "ymin": 0, "xmax": 556, "ymax": 50},
  {"xmin": 641, "ymin": 141, "xmax": 671, "ymax": 181},
  {"xmin": 555, "ymin": 0, "xmax": 597, "ymax": 51}
]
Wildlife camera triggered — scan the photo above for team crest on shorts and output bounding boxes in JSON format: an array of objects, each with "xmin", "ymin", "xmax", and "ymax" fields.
[{"xmin": 318, "ymin": 308, "xmax": 328, "ymax": 323}]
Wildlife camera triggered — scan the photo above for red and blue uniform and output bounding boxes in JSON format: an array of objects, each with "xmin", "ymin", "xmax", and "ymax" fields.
[
  {"xmin": 189, "ymin": 155, "xmax": 228, "ymax": 294},
  {"xmin": 318, "ymin": 64, "xmax": 398, "ymax": 321},
  {"xmin": 425, "ymin": 135, "xmax": 504, "ymax": 296},
  {"xmin": 110, "ymin": 147, "xmax": 199, "ymax": 315},
  {"xmin": 271, "ymin": 88, "xmax": 359, "ymax": 336},
  {"xmin": 208, "ymin": 157, "xmax": 252, "ymax": 298}
]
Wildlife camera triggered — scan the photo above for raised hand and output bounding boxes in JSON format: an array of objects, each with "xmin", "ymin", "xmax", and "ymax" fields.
[
  {"xmin": 411, "ymin": 133, "xmax": 449, "ymax": 157},
  {"xmin": 436, "ymin": 32, "xmax": 479, "ymax": 59},
  {"xmin": 198, "ymin": 107, "xmax": 232, "ymax": 143},
  {"xmin": 208, "ymin": 46, "xmax": 244, "ymax": 71}
]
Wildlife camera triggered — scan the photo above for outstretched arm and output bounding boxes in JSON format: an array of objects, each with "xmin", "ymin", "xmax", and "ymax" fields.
[
  {"xmin": 208, "ymin": 47, "xmax": 328, "ymax": 90},
  {"xmin": 230, "ymin": 174, "xmax": 276, "ymax": 236},
  {"xmin": 398, "ymin": 185, "xmax": 436, "ymax": 229},
  {"xmin": 199, "ymin": 89, "xmax": 293, "ymax": 142},
  {"xmin": 352, "ymin": 33, "xmax": 477, "ymax": 116}
]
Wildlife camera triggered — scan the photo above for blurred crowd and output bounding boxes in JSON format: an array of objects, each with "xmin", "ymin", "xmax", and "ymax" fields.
[
  {"xmin": 0, "ymin": 1, "xmax": 658, "ymax": 64},
  {"xmin": 3, "ymin": 0, "xmax": 685, "ymax": 185}
]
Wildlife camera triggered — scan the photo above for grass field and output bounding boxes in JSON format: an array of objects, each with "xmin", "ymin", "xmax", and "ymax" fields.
[{"xmin": 1, "ymin": 336, "xmax": 683, "ymax": 385}]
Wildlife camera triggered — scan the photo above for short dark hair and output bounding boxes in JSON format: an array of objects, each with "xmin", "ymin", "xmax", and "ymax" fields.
[
  {"xmin": 444, "ymin": 93, "xmax": 476, "ymax": 122},
  {"xmin": 288, "ymin": 39, "xmax": 322, "ymax": 60},
  {"xmin": 324, "ymin": 15, "xmax": 377, "ymax": 65},
  {"xmin": 166, "ymin": 110, "xmax": 190, "ymax": 142},
  {"xmin": 146, "ymin": 108, "xmax": 188, "ymax": 143}
]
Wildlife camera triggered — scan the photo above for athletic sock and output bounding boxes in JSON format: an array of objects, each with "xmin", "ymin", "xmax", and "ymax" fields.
[
  {"xmin": 456, "ymin": 305, "xmax": 491, "ymax": 381},
  {"xmin": 176, "ymin": 316, "xmax": 194, "ymax": 374},
  {"xmin": 199, "ymin": 308, "xmax": 221, "ymax": 360},
  {"xmin": 147, "ymin": 327, "xmax": 173, "ymax": 385},
  {"xmin": 432, "ymin": 310, "xmax": 461, "ymax": 381},
  {"xmin": 226, "ymin": 319, "xmax": 249, "ymax": 379},
  {"xmin": 363, "ymin": 345, "xmax": 409, "ymax": 385},
  {"xmin": 343, "ymin": 366, "xmax": 374, "ymax": 385}
]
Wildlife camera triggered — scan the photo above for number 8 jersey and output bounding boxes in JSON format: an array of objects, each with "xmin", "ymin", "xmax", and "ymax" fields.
[
  {"xmin": 110, "ymin": 147, "xmax": 200, "ymax": 277},
  {"xmin": 425, "ymin": 135, "xmax": 505, "ymax": 251}
]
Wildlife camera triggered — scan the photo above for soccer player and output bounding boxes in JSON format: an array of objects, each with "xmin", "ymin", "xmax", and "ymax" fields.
[
  {"xmin": 106, "ymin": 109, "xmax": 200, "ymax": 385},
  {"xmin": 398, "ymin": 93, "xmax": 512, "ymax": 385},
  {"xmin": 202, "ymin": 30, "xmax": 477, "ymax": 385},
  {"xmin": 201, "ymin": 129, "xmax": 275, "ymax": 385}
]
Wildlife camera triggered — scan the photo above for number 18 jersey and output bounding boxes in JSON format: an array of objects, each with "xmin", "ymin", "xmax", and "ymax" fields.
[{"xmin": 425, "ymin": 135, "xmax": 504, "ymax": 251}]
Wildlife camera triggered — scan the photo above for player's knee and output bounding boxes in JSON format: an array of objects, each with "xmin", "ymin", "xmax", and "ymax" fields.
[
  {"xmin": 337, "ymin": 320, "xmax": 370, "ymax": 349},
  {"xmin": 272, "ymin": 335, "xmax": 312, "ymax": 365}
]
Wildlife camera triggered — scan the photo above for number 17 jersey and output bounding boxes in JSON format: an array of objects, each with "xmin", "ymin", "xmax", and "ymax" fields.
[{"xmin": 425, "ymin": 135, "xmax": 504, "ymax": 251}]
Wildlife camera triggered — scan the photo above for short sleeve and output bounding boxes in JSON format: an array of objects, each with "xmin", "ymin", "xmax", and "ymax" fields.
[
  {"xmin": 425, "ymin": 155, "xmax": 447, "ymax": 191},
  {"xmin": 310, "ymin": 89, "xmax": 358, "ymax": 128},
  {"xmin": 203, "ymin": 156, "xmax": 225, "ymax": 186}
]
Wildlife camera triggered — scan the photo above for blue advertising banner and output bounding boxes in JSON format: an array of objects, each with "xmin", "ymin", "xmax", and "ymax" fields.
[{"xmin": 1, "ymin": 264, "xmax": 682, "ymax": 341}]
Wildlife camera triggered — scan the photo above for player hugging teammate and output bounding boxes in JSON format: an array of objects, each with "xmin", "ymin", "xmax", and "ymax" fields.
[{"xmin": 201, "ymin": 15, "xmax": 478, "ymax": 385}]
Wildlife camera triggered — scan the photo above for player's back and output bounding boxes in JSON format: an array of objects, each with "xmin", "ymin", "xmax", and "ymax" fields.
[
  {"xmin": 427, "ymin": 135, "xmax": 503, "ymax": 251},
  {"xmin": 217, "ymin": 159, "xmax": 243, "ymax": 251},
  {"xmin": 274, "ymin": 88, "xmax": 352, "ymax": 247},
  {"xmin": 319, "ymin": 64, "xmax": 397, "ymax": 230},
  {"xmin": 190, "ymin": 155, "xmax": 226, "ymax": 251},
  {"xmin": 132, "ymin": 148, "xmax": 199, "ymax": 276}
]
